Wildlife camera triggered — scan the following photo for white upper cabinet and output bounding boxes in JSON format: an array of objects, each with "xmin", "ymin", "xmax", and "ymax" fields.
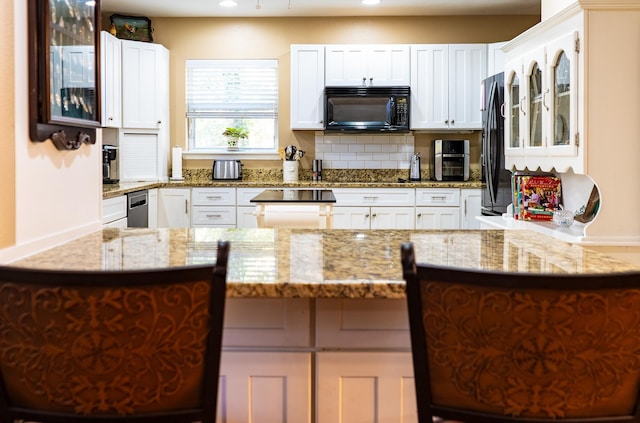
[
  {"xmin": 290, "ymin": 45, "xmax": 325, "ymax": 130},
  {"xmin": 504, "ymin": 26, "xmax": 579, "ymax": 171},
  {"xmin": 487, "ymin": 41, "xmax": 507, "ymax": 77},
  {"xmin": 121, "ymin": 40, "xmax": 169, "ymax": 129},
  {"xmin": 100, "ymin": 31, "xmax": 121, "ymax": 128},
  {"xmin": 325, "ymin": 44, "xmax": 410, "ymax": 87},
  {"xmin": 410, "ymin": 44, "xmax": 487, "ymax": 130}
]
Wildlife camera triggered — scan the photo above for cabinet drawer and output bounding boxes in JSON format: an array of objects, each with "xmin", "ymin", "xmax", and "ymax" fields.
[
  {"xmin": 223, "ymin": 298, "xmax": 311, "ymax": 348},
  {"xmin": 191, "ymin": 187, "xmax": 236, "ymax": 205},
  {"xmin": 102, "ymin": 196, "xmax": 127, "ymax": 225},
  {"xmin": 415, "ymin": 188, "xmax": 460, "ymax": 206},
  {"xmin": 332, "ymin": 188, "xmax": 415, "ymax": 207},
  {"xmin": 316, "ymin": 299, "xmax": 410, "ymax": 349},
  {"xmin": 191, "ymin": 206, "xmax": 236, "ymax": 226}
]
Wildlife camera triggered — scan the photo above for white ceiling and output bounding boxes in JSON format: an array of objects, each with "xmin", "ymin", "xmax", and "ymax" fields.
[{"xmin": 101, "ymin": 0, "xmax": 541, "ymax": 18}]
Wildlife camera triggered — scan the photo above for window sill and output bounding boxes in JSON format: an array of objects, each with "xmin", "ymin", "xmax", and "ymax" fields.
[{"xmin": 182, "ymin": 150, "xmax": 281, "ymax": 161}]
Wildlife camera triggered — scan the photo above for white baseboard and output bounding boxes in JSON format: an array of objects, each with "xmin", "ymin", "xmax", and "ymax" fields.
[{"xmin": 0, "ymin": 221, "xmax": 102, "ymax": 264}]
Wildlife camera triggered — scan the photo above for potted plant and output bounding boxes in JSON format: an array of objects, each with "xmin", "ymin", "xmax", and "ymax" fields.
[{"xmin": 222, "ymin": 126, "xmax": 249, "ymax": 148}]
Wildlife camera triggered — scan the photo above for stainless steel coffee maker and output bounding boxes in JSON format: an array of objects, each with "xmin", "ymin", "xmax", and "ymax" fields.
[
  {"xmin": 103, "ymin": 145, "xmax": 119, "ymax": 184},
  {"xmin": 409, "ymin": 153, "xmax": 421, "ymax": 181}
]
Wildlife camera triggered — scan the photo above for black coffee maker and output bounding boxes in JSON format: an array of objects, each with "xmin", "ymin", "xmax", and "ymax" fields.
[{"xmin": 103, "ymin": 145, "xmax": 119, "ymax": 184}]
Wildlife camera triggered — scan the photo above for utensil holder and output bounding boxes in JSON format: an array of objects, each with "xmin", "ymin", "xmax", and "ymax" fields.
[{"xmin": 283, "ymin": 160, "xmax": 299, "ymax": 182}]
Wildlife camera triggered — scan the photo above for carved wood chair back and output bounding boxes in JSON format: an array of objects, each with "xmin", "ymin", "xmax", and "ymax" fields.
[
  {"xmin": 0, "ymin": 241, "xmax": 230, "ymax": 423},
  {"xmin": 401, "ymin": 242, "xmax": 640, "ymax": 423}
]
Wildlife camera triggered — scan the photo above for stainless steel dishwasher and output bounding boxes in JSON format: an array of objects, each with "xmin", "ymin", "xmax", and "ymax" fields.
[{"xmin": 127, "ymin": 190, "xmax": 149, "ymax": 228}]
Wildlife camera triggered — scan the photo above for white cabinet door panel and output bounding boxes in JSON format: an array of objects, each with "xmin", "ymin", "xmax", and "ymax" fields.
[
  {"xmin": 415, "ymin": 206, "xmax": 461, "ymax": 229},
  {"xmin": 290, "ymin": 45, "xmax": 325, "ymax": 129},
  {"xmin": 157, "ymin": 188, "xmax": 190, "ymax": 228},
  {"xmin": 317, "ymin": 352, "xmax": 417, "ymax": 423},
  {"xmin": 332, "ymin": 206, "xmax": 370, "ymax": 229},
  {"xmin": 370, "ymin": 206, "xmax": 415, "ymax": 229},
  {"xmin": 219, "ymin": 352, "xmax": 311, "ymax": 423}
]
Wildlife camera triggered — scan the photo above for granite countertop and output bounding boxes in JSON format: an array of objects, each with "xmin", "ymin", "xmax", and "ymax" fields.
[
  {"xmin": 103, "ymin": 179, "xmax": 484, "ymax": 199},
  {"xmin": 11, "ymin": 228, "xmax": 639, "ymax": 299},
  {"xmin": 102, "ymin": 168, "xmax": 484, "ymax": 199}
]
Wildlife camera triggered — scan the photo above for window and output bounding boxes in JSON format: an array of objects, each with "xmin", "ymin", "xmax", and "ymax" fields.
[{"xmin": 186, "ymin": 59, "xmax": 278, "ymax": 154}]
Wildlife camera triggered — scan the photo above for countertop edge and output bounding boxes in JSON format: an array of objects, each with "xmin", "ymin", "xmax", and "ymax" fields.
[{"xmin": 103, "ymin": 180, "xmax": 484, "ymax": 199}]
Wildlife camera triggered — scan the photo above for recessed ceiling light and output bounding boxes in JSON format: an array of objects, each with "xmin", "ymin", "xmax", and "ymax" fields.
[
  {"xmin": 219, "ymin": 0, "xmax": 238, "ymax": 7},
  {"xmin": 362, "ymin": 0, "xmax": 380, "ymax": 4}
]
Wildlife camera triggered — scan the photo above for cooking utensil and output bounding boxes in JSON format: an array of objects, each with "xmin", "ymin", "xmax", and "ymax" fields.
[{"xmin": 285, "ymin": 145, "xmax": 297, "ymax": 160}]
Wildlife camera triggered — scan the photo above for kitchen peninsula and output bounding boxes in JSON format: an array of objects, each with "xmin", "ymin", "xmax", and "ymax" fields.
[{"xmin": 11, "ymin": 228, "xmax": 640, "ymax": 423}]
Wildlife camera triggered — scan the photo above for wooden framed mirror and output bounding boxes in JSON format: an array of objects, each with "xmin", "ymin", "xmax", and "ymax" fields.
[{"xmin": 28, "ymin": 0, "xmax": 101, "ymax": 150}]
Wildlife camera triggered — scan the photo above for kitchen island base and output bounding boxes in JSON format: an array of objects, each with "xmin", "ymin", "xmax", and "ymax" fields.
[{"xmin": 220, "ymin": 297, "xmax": 413, "ymax": 423}]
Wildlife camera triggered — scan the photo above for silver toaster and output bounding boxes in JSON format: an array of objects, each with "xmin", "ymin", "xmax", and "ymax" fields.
[{"xmin": 212, "ymin": 160, "xmax": 242, "ymax": 180}]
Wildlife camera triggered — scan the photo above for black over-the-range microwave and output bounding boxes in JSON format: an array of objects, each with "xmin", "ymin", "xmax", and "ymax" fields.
[{"xmin": 324, "ymin": 86, "xmax": 410, "ymax": 133}]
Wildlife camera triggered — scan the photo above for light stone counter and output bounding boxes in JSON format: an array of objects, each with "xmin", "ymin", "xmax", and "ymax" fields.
[
  {"xmin": 102, "ymin": 167, "xmax": 483, "ymax": 199},
  {"xmin": 11, "ymin": 228, "xmax": 640, "ymax": 299}
]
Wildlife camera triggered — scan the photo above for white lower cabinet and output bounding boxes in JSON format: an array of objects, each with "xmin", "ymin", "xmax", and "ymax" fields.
[
  {"xmin": 317, "ymin": 352, "xmax": 416, "ymax": 423},
  {"xmin": 219, "ymin": 298, "xmax": 312, "ymax": 423},
  {"xmin": 102, "ymin": 195, "xmax": 127, "ymax": 227},
  {"xmin": 220, "ymin": 298, "xmax": 417, "ymax": 423},
  {"xmin": 316, "ymin": 299, "xmax": 416, "ymax": 423},
  {"xmin": 415, "ymin": 188, "xmax": 461, "ymax": 229},
  {"xmin": 149, "ymin": 186, "xmax": 480, "ymax": 230},
  {"xmin": 460, "ymin": 188, "xmax": 482, "ymax": 229},
  {"xmin": 332, "ymin": 188, "xmax": 416, "ymax": 229},
  {"xmin": 157, "ymin": 188, "xmax": 190, "ymax": 228},
  {"xmin": 236, "ymin": 187, "xmax": 266, "ymax": 228},
  {"xmin": 148, "ymin": 188, "xmax": 158, "ymax": 228},
  {"xmin": 333, "ymin": 206, "xmax": 415, "ymax": 229},
  {"xmin": 218, "ymin": 352, "xmax": 312, "ymax": 423},
  {"xmin": 415, "ymin": 206, "xmax": 460, "ymax": 229},
  {"xmin": 191, "ymin": 187, "xmax": 236, "ymax": 228}
]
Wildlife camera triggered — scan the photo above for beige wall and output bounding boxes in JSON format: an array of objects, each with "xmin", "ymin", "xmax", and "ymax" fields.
[
  {"xmin": 0, "ymin": 0, "xmax": 16, "ymax": 249},
  {"xmin": 0, "ymin": 0, "xmax": 103, "ymax": 263},
  {"xmin": 144, "ymin": 15, "xmax": 539, "ymax": 169}
]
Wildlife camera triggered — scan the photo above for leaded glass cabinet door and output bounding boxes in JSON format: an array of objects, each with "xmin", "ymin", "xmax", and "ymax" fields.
[
  {"xmin": 504, "ymin": 57, "xmax": 525, "ymax": 166},
  {"xmin": 524, "ymin": 46, "xmax": 547, "ymax": 156},
  {"xmin": 547, "ymin": 31, "xmax": 579, "ymax": 157}
]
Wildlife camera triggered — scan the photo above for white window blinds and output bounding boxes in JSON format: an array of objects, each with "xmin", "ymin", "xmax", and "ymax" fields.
[{"xmin": 186, "ymin": 59, "xmax": 278, "ymax": 119}]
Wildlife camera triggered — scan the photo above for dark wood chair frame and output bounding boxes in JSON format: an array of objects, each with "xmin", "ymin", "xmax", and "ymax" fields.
[
  {"xmin": 401, "ymin": 242, "xmax": 640, "ymax": 423},
  {"xmin": 0, "ymin": 241, "xmax": 230, "ymax": 423}
]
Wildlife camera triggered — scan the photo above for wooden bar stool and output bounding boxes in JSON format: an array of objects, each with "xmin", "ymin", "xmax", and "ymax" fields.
[
  {"xmin": 0, "ymin": 241, "xmax": 230, "ymax": 423},
  {"xmin": 402, "ymin": 242, "xmax": 640, "ymax": 423}
]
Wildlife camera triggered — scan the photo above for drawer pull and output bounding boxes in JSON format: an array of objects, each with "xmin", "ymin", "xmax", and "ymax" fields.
[
  {"xmin": 206, "ymin": 214, "xmax": 223, "ymax": 218},
  {"xmin": 363, "ymin": 196, "xmax": 378, "ymax": 201},
  {"xmin": 431, "ymin": 196, "xmax": 447, "ymax": 200},
  {"xmin": 206, "ymin": 196, "xmax": 223, "ymax": 199}
]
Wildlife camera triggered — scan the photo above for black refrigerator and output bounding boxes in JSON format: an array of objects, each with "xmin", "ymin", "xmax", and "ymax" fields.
[{"xmin": 481, "ymin": 72, "xmax": 512, "ymax": 216}]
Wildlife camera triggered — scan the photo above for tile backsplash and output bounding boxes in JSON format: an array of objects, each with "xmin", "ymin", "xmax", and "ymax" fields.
[{"xmin": 315, "ymin": 133, "xmax": 415, "ymax": 169}]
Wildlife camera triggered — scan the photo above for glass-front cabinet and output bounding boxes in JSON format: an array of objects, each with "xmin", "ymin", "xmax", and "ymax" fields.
[
  {"xmin": 547, "ymin": 31, "xmax": 579, "ymax": 157},
  {"xmin": 504, "ymin": 31, "xmax": 579, "ymax": 171}
]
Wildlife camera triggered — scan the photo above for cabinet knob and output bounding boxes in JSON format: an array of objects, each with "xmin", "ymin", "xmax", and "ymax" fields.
[
  {"xmin": 371, "ymin": 213, "xmax": 377, "ymax": 218},
  {"xmin": 445, "ymin": 120, "xmax": 449, "ymax": 124},
  {"xmin": 362, "ymin": 77, "xmax": 366, "ymax": 86},
  {"xmin": 451, "ymin": 120, "xmax": 455, "ymax": 125},
  {"xmin": 369, "ymin": 77, "xmax": 373, "ymax": 85},
  {"xmin": 157, "ymin": 120, "xmax": 162, "ymax": 125},
  {"xmin": 417, "ymin": 213, "xmax": 422, "ymax": 218}
]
